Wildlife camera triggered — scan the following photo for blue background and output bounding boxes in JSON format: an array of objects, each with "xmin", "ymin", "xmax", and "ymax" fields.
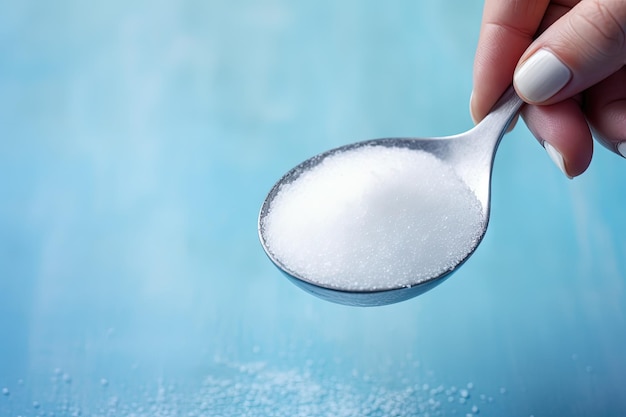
[{"xmin": 1, "ymin": 1, "xmax": 625, "ymax": 416}]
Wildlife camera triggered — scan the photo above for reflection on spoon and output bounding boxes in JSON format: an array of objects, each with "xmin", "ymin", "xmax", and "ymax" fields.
[{"xmin": 258, "ymin": 86, "xmax": 523, "ymax": 306}]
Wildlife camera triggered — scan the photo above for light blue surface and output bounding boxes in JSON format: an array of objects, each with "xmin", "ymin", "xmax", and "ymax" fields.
[{"xmin": 1, "ymin": 1, "xmax": 625, "ymax": 416}]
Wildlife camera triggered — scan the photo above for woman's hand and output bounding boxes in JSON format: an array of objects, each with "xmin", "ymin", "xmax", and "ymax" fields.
[{"xmin": 470, "ymin": 0, "xmax": 626, "ymax": 178}]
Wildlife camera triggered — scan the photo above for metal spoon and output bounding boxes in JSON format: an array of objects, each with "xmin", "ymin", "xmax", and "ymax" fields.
[{"xmin": 258, "ymin": 86, "xmax": 523, "ymax": 306}]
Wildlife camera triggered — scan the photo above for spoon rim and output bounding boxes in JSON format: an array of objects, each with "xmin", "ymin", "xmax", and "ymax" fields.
[{"xmin": 257, "ymin": 136, "xmax": 488, "ymax": 297}]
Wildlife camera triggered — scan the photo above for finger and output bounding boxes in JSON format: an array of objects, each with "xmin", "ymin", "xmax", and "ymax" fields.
[
  {"xmin": 521, "ymin": 97, "xmax": 593, "ymax": 177},
  {"xmin": 536, "ymin": 2, "xmax": 574, "ymax": 32},
  {"xmin": 471, "ymin": 0, "xmax": 550, "ymax": 123},
  {"xmin": 584, "ymin": 66, "xmax": 626, "ymax": 157},
  {"xmin": 514, "ymin": 0, "xmax": 626, "ymax": 105}
]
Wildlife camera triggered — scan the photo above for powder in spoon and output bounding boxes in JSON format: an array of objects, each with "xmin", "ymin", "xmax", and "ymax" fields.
[{"xmin": 262, "ymin": 145, "xmax": 485, "ymax": 291}]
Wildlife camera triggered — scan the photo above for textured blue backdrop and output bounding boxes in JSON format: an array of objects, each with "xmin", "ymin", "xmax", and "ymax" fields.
[{"xmin": 1, "ymin": 1, "xmax": 625, "ymax": 416}]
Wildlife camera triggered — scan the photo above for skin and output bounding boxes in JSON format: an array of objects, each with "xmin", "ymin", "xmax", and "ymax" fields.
[{"xmin": 470, "ymin": 0, "xmax": 626, "ymax": 177}]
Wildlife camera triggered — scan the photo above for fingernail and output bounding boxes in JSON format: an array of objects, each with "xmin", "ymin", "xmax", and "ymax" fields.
[
  {"xmin": 544, "ymin": 142, "xmax": 573, "ymax": 179},
  {"xmin": 618, "ymin": 142, "xmax": 626, "ymax": 158},
  {"xmin": 514, "ymin": 49, "xmax": 571, "ymax": 103},
  {"xmin": 469, "ymin": 90, "xmax": 479, "ymax": 124}
]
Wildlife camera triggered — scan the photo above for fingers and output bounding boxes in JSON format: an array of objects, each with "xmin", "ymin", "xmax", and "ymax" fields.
[
  {"xmin": 521, "ymin": 98, "xmax": 593, "ymax": 177},
  {"xmin": 471, "ymin": 0, "xmax": 550, "ymax": 123},
  {"xmin": 471, "ymin": 0, "xmax": 626, "ymax": 176},
  {"xmin": 514, "ymin": 0, "xmax": 626, "ymax": 105},
  {"xmin": 584, "ymin": 67, "xmax": 626, "ymax": 157},
  {"xmin": 535, "ymin": 2, "xmax": 574, "ymax": 33}
]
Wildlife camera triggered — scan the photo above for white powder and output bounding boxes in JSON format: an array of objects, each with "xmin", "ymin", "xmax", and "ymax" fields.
[{"xmin": 262, "ymin": 145, "xmax": 485, "ymax": 291}]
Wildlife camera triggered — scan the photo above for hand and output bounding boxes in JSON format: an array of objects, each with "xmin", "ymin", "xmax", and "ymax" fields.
[{"xmin": 470, "ymin": 0, "xmax": 626, "ymax": 178}]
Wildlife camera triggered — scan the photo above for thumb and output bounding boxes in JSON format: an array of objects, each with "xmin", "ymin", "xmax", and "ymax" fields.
[{"xmin": 513, "ymin": 0, "xmax": 626, "ymax": 104}]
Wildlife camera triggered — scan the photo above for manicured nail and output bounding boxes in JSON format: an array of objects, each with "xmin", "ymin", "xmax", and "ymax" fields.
[
  {"xmin": 514, "ymin": 49, "xmax": 571, "ymax": 103},
  {"xmin": 469, "ymin": 90, "xmax": 479, "ymax": 124},
  {"xmin": 618, "ymin": 142, "xmax": 626, "ymax": 158},
  {"xmin": 544, "ymin": 142, "xmax": 572, "ymax": 179}
]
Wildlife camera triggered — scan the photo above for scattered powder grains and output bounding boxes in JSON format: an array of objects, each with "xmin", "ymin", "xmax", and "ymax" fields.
[
  {"xmin": 0, "ymin": 361, "xmax": 505, "ymax": 417},
  {"xmin": 263, "ymin": 145, "xmax": 485, "ymax": 291}
]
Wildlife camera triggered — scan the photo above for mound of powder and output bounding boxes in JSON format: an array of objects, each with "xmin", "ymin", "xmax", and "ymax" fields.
[{"xmin": 262, "ymin": 145, "xmax": 485, "ymax": 291}]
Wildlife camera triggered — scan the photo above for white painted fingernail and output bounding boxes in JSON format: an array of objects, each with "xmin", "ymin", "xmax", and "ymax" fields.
[
  {"xmin": 514, "ymin": 49, "xmax": 571, "ymax": 103},
  {"xmin": 469, "ymin": 90, "xmax": 479, "ymax": 124},
  {"xmin": 544, "ymin": 142, "xmax": 572, "ymax": 179},
  {"xmin": 618, "ymin": 142, "xmax": 626, "ymax": 158}
]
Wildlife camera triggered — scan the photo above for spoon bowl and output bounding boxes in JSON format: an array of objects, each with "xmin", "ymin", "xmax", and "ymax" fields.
[{"xmin": 259, "ymin": 86, "xmax": 523, "ymax": 306}]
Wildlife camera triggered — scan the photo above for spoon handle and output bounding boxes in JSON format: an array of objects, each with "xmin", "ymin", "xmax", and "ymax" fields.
[
  {"xmin": 446, "ymin": 86, "xmax": 524, "ymax": 214},
  {"xmin": 478, "ymin": 85, "xmax": 525, "ymax": 138}
]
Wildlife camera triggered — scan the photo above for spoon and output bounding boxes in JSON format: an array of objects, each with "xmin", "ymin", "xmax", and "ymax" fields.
[{"xmin": 258, "ymin": 86, "xmax": 523, "ymax": 306}]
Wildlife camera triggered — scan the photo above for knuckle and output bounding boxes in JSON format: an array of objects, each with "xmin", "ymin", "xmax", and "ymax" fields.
[{"xmin": 569, "ymin": 0, "xmax": 626, "ymax": 60}]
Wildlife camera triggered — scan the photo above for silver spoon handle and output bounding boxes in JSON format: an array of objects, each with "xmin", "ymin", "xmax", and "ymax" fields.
[
  {"xmin": 448, "ymin": 85, "xmax": 524, "ymax": 213},
  {"xmin": 478, "ymin": 85, "xmax": 525, "ymax": 137}
]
